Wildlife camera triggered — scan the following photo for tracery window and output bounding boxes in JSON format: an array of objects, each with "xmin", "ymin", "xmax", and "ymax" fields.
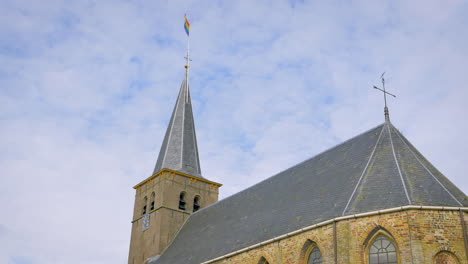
[
  {"xmin": 193, "ymin": 196, "xmax": 201, "ymax": 212},
  {"xmin": 178, "ymin": 192, "xmax": 186, "ymax": 210},
  {"xmin": 369, "ymin": 235, "xmax": 397, "ymax": 264},
  {"xmin": 306, "ymin": 246, "xmax": 322, "ymax": 264}
]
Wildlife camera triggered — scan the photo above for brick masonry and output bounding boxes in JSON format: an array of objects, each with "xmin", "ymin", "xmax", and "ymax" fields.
[{"xmin": 208, "ymin": 210, "xmax": 467, "ymax": 264}]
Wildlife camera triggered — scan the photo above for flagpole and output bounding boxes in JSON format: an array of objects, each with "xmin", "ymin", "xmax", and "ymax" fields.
[
  {"xmin": 186, "ymin": 35, "xmax": 190, "ymax": 103},
  {"xmin": 184, "ymin": 16, "xmax": 190, "ymax": 103}
]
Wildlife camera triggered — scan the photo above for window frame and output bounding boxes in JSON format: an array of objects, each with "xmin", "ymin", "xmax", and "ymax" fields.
[
  {"xmin": 257, "ymin": 256, "xmax": 269, "ymax": 264},
  {"xmin": 364, "ymin": 229, "xmax": 399, "ymax": 264},
  {"xmin": 142, "ymin": 196, "xmax": 148, "ymax": 215},
  {"xmin": 433, "ymin": 250, "xmax": 460, "ymax": 264},
  {"xmin": 193, "ymin": 195, "xmax": 201, "ymax": 212},
  {"xmin": 305, "ymin": 243, "xmax": 323, "ymax": 264},
  {"xmin": 178, "ymin": 191, "xmax": 187, "ymax": 210},
  {"xmin": 150, "ymin": 191, "xmax": 155, "ymax": 211}
]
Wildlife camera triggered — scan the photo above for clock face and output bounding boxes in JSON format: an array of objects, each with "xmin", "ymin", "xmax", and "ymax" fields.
[{"xmin": 142, "ymin": 214, "xmax": 150, "ymax": 232}]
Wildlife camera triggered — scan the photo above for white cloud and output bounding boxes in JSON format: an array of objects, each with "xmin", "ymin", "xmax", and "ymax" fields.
[{"xmin": 1, "ymin": 0, "xmax": 467, "ymax": 263}]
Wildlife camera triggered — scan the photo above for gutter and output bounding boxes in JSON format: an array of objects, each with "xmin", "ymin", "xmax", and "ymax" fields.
[{"xmin": 201, "ymin": 205, "xmax": 468, "ymax": 264}]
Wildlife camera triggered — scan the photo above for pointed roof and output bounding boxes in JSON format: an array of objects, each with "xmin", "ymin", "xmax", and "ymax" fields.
[
  {"xmin": 151, "ymin": 121, "xmax": 467, "ymax": 264},
  {"xmin": 153, "ymin": 76, "xmax": 202, "ymax": 177},
  {"xmin": 342, "ymin": 121, "xmax": 465, "ymax": 214}
]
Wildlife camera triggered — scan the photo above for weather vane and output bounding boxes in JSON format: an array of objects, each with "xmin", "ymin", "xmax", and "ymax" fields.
[{"xmin": 373, "ymin": 72, "xmax": 396, "ymax": 121}]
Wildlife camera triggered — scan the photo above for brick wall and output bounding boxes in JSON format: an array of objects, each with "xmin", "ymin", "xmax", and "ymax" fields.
[{"xmin": 210, "ymin": 210, "xmax": 467, "ymax": 264}]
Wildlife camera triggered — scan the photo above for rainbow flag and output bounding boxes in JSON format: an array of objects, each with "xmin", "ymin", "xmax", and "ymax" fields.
[{"xmin": 184, "ymin": 14, "xmax": 190, "ymax": 36}]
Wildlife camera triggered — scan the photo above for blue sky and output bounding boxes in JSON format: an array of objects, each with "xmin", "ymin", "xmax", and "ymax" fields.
[{"xmin": 1, "ymin": 0, "xmax": 468, "ymax": 263}]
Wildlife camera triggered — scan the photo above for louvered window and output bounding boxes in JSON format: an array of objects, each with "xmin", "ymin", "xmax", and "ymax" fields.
[
  {"xmin": 150, "ymin": 192, "xmax": 155, "ymax": 211},
  {"xmin": 193, "ymin": 196, "xmax": 201, "ymax": 212},
  {"xmin": 179, "ymin": 192, "xmax": 186, "ymax": 210},
  {"xmin": 142, "ymin": 196, "xmax": 147, "ymax": 215}
]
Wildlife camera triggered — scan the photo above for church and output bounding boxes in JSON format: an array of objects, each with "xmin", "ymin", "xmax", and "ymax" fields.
[{"xmin": 127, "ymin": 59, "xmax": 468, "ymax": 263}]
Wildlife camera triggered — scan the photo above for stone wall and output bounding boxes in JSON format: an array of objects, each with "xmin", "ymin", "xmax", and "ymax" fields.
[
  {"xmin": 209, "ymin": 210, "xmax": 467, "ymax": 264},
  {"xmin": 128, "ymin": 170, "xmax": 220, "ymax": 264}
]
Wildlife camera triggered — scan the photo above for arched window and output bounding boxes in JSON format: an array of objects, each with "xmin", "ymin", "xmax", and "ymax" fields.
[
  {"xmin": 258, "ymin": 256, "xmax": 269, "ymax": 264},
  {"xmin": 300, "ymin": 239, "xmax": 322, "ymax": 264},
  {"xmin": 434, "ymin": 251, "xmax": 459, "ymax": 264},
  {"xmin": 193, "ymin": 196, "xmax": 201, "ymax": 212},
  {"xmin": 142, "ymin": 196, "xmax": 147, "ymax": 215},
  {"xmin": 306, "ymin": 246, "xmax": 322, "ymax": 264},
  {"xmin": 178, "ymin": 192, "xmax": 186, "ymax": 210},
  {"xmin": 150, "ymin": 192, "xmax": 155, "ymax": 211},
  {"xmin": 369, "ymin": 235, "xmax": 397, "ymax": 264}
]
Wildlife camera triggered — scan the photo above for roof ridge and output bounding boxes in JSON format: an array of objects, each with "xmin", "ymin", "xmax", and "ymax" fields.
[
  {"xmin": 342, "ymin": 124, "xmax": 386, "ymax": 215},
  {"xmin": 160, "ymin": 79, "xmax": 184, "ymax": 170},
  {"xmin": 387, "ymin": 122, "xmax": 411, "ymax": 204},
  {"xmin": 390, "ymin": 124, "xmax": 463, "ymax": 206}
]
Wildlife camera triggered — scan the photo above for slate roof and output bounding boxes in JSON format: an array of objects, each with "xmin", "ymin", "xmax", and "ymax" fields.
[
  {"xmin": 153, "ymin": 75, "xmax": 203, "ymax": 178},
  {"xmin": 151, "ymin": 121, "xmax": 467, "ymax": 264}
]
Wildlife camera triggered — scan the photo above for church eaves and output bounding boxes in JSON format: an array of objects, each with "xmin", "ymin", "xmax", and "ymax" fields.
[{"xmin": 153, "ymin": 76, "xmax": 202, "ymax": 178}]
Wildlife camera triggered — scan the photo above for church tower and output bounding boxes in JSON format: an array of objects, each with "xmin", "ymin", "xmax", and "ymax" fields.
[{"xmin": 128, "ymin": 70, "xmax": 222, "ymax": 264}]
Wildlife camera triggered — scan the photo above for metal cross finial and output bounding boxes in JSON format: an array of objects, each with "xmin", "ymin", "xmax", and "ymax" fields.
[
  {"xmin": 373, "ymin": 72, "xmax": 396, "ymax": 122},
  {"xmin": 184, "ymin": 55, "xmax": 192, "ymax": 69}
]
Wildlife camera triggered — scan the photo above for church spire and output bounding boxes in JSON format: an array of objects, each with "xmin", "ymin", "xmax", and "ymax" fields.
[
  {"xmin": 153, "ymin": 16, "xmax": 202, "ymax": 177},
  {"xmin": 152, "ymin": 74, "xmax": 202, "ymax": 177}
]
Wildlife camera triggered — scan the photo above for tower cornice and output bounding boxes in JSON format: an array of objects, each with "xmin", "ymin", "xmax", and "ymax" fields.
[{"xmin": 133, "ymin": 168, "xmax": 222, "ymax": 190}]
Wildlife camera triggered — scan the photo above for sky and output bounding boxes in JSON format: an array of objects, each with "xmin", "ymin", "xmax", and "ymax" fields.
[{"xmin": 1, "ymin": 0, "xmax": 468, "ymax": 263}]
